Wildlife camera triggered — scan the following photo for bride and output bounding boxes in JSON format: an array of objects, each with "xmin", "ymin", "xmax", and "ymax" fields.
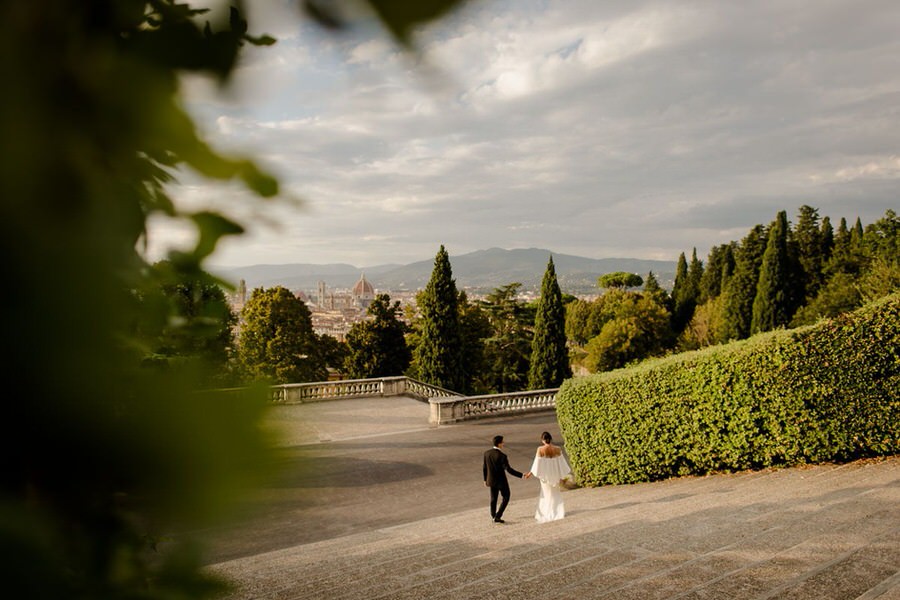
[{"xmin": 529, "ymin": 431, "xmax": 572, "ymax": 523}]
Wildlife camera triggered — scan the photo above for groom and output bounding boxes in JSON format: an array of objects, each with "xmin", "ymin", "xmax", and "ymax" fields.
[{"xmin": 483, "ymin": 435, "xmax": 531, "ymax": 523}]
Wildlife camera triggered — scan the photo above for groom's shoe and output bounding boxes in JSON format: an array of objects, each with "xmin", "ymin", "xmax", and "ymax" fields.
[{"xmin": 493, "ymin": 518, "xmax": 505, "ymax": 524}]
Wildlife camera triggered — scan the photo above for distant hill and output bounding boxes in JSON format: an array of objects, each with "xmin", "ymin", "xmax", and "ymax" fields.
[{"xmin": 212, "ymin": 247, "xmax": 675, "ymax": 295}]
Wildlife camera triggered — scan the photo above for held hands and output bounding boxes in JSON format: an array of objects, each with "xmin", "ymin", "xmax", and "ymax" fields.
[{"xmin": 524, "ymin": 472, "xmax": 532, "ymax": 479}]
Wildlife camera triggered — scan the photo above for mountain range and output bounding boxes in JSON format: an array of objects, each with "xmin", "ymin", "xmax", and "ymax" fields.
[{"xmin": 212, "ymin": 247, "xmax": 676, "ymax": 295}]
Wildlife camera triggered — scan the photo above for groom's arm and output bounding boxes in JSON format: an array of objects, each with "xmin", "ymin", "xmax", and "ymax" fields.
[{"xmin": 503, "ymin": 456, "xmax": 524, "ymax": 479}]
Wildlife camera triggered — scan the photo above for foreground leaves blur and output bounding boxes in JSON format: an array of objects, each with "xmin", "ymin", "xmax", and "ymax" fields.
[{"xmin": 0, "ymin": 1, "xmax": 466, "ymax": 597}]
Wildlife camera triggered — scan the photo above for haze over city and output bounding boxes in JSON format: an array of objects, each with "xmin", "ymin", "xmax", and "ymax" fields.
[{"xmin": 146, "ymin": 0, "xmax": 900, "ymax": 269}]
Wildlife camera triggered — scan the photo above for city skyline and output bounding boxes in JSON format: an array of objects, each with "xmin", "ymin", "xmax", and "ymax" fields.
[{"xmin": 146, "ymin": 0, "xmax": 900, "ymax": 269}]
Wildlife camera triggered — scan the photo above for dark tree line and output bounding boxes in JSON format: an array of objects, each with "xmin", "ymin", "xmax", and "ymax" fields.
[
  {"xmin": 675, "ymin": 206, "xmax": 900, "ymax": 349},
  {"xmin": 408, "ymin": 250, "xmax": 570, "ymax": 395},
  {"xmin": 203, "ymin": 207, "xmax": 898, "ymax": 385},
  {"xmin": 222, "ymin": 247, "xmax": 571, "ymax": 396},
  {"xmin": 563, "ymin": 206, "xmax": 899, "ymax": 373}
]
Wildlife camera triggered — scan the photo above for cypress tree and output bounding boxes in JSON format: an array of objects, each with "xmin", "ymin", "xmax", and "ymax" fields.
[
  {"xmin": 720, "ymin": 243, "xmax": 736, "ymax": 287},
  {"xmin": 852, "ymin": 217, "xmax": 864, "ymax": 245},
  {"xmin": 672, "ymin": 250, "xmax": 701, "ymax": 332},
  {"xmin": 699, "ymin": 244, "xmax": 731, "ymax": 302},
  {"xmin": 793, "ymin": 205, "xmax": 824, "ymax": 301},
  {"xmin": 643, "ymin": 271, "xmax": 664, "ymax": 297},
  {"xmin": 830, "ymin": 217, "xmax": 851, "ymax": 272},
  {"xmin": 827, "ymin": 217, "xmax": 865, "ymax": 276},
  {"xmin": 688, "ymin": 247, "xmax": 704, "ymax": 297},
  {"xmin": 528, "ymin": 256, "xmax": 571, "ymax": 389},
  {"xmin": 752, "ymin": 211, "xmax": 793, "ymax": 333},
  {"xmin": 671, "ymin": 252, "xmax": 690, "ymax": 331},
  {"xmin": 720, "ymin": 225, "xmax": 767, "ymax": 340},
  {"xmin": 413, "ymin": 245, "xmax": 464, "ymax": 391},
  {"xmin": 820, "ymin": 215, "xmax": 834, "ymax": 264}
]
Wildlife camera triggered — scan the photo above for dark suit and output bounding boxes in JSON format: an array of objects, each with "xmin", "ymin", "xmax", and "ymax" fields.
[{"xmin": 483, "ymin": 447, "xmax": 524, "ymax": 520}]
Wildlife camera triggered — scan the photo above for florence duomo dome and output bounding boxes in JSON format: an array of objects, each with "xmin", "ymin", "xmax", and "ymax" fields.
[{"xmin": 351, "ymin": 273, "xmax": 375, "ymax": 308}]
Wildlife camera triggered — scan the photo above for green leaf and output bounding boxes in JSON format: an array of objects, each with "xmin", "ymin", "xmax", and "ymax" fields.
[{"xmin": 189, "ymin": 211, "xmax": 245, "ymax": 261}]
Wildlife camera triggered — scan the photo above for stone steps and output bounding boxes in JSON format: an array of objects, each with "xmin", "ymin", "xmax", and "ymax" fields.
[{"xmin": 208, "ymin": 457, "xmax": 900, "ymax": 599}]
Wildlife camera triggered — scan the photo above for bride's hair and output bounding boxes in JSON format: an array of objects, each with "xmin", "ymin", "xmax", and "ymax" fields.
[{"xmin": 541, "ymin": 431, "xmax": 552, "ymax": 443}]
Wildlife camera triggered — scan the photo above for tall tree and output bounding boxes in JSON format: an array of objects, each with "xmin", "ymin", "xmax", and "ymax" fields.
[
  {"xmin": 481, "ymin": 283, "xmax": 534, "ymax": 393},
  {"xmin": 688, "ymin": 247, "xmax": 704, "ymax": 297},
  {"xmin": 643, "ymin": 271, "xmax": 663, "ymax": 296},
  {"xmin": 793, "ymin": 205, "xmax": 824, "ymax": 301},
  {"xmin": 699, "ymin": 244, "xmax": 734, "ymax": 302},
  {"xmin": 344, "ymin": 294, "xmax": 411, "ymax": 379},
  {"xmin": 238, "ymin": 286, "xmax": 327, "ymax": 383},
  {"xmin": 820, "ymin": 215, "xmax": 835, "ymax": 266},
  {"xmin": 852, "ymin": 217, "xmax": 865, "ymax": 246},
  {"xmin": 719, "ymin": 243, "xmax": 737, "ymax": 289},
  {"xmin": 529, "ymin": 257, "xmax": 572, "ymax": 389},
  {"xmin": 863, "ymin": 209, "xmax": 900, "ymax": 264},
  {"xmin": 458, "ymin": 291, "xmax": 492, "ymax": 394},
  {"xmin": 827, "ymin": 216, "xmax": 866, "ymax": 276},
  {"xmin": 671, "ymin": 252, "xmax": 690, "ymax": 331},
  {"xmin": 752, "ymin": 211, "xmax": 793, "ymax": 333},
  {"xmin": 672, "ymin": 250, "xmax": 701, "ymax": 333},
  {"xmin": 720, "ymin": 225, "xmax": 767, "ymax": 340},
  {"xmin": 413, "ymin": 245, "xmax": 464, "ymax": 391}
]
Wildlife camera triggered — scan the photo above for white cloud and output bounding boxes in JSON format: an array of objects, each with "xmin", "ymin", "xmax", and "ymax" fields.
[
  {"xmin": 155, "ymin": 0, "xmax": 900, "ymax": 269},
  {"xmin": 828, "ymin": 156, "xmax": 900, "ymax": 182}
]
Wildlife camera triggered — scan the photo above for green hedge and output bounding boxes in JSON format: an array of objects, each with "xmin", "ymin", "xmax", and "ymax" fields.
[{"xmin": 557, "ymin": 293, "xmax": 900, "ymax": 486}]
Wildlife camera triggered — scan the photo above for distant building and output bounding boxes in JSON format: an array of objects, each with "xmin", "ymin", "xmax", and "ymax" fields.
[
  {"xmin": 351, "ymin": 273, "xmax": 375, "ymax": 309},
  {"xmin": 305, "ymin": 273, "xmax": 378, "ymax": 340}
]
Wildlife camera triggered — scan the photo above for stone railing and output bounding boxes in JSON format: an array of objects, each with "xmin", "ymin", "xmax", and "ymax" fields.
[
  {"xmin": 267, "ymin": 376, "xmax": 558, "ymax": 425},
  {"xmin": 428, "ymin": 388, "xmax": 559, "ymax": 425},
  {"xmin": 270, "ymin": 376, "xmax": 460, "ymax": 404}
]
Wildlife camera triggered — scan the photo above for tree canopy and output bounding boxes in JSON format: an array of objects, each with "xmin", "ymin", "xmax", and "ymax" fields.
[
  {"xmin": 238, "ymin": 286, "xmax": 327, "ymax": 384},
  {"xmin": 479, "ymin": 283, "xmax": 534, "ymax": 393},
  {"xmin": 598, "ymin": 271, "xmax": 644, "ymax": 289},
  {"xmin": 344, "ymin": 294, "xmax": 411, "ymax": 379}
]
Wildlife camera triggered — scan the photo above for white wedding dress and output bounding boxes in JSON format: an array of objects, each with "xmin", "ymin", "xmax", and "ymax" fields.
[{"xmin": 530, "ymin": 452, "xmax": 572, "ymax": 523}]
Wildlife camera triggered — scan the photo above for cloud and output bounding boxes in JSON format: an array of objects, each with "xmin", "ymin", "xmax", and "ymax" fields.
[{"xmin": 149, "ymin": 0, "xmax": 900, "ymax": 270}]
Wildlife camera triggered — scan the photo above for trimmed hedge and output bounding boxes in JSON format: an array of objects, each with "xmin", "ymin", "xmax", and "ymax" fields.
[{"xmin": 557, "ymin": 293, "xmax": 900, "ymax": 486}]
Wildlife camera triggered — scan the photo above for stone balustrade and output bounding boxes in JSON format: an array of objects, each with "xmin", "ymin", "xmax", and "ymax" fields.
[
  {"xmin": 270, "ymin": 376, "xmax": 460, "ymax": 404},
  {"xmin": 428, "ymin": 388, "xmax": 559, "ymax": 425},
  {"xmin": 268, "ymin": 376, "xmax": 558, "ymax": 425}
]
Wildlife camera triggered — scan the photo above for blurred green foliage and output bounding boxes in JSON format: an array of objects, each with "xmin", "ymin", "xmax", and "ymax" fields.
[{"xmin": 0, "ymin": 0, "xmax": 466, "ymax": 597}]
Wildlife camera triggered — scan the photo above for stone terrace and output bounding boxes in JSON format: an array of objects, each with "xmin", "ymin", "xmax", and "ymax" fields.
[{"xmin": 206, "ymin": 397, "xmax": 900, "ymax": 600}]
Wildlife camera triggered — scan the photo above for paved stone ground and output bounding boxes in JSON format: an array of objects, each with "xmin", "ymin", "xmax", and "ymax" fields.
[
  {"xmin": 202, "ymin": 397, "xmax": 900, "ymax": 599},
  {"xmin": 196, "ymin": 397, "xmax": 559, "ymax": 563}
]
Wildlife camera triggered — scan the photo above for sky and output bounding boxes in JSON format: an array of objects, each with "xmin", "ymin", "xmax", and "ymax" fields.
[{"xmin": 145, "ymin": 0, "xmax": 900, "ymax": 269}]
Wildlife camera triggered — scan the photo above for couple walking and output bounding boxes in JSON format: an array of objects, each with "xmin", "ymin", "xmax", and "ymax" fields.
[{"xmin": 482, "ymin": 432, "xmax": 572, "ymax": 524}]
